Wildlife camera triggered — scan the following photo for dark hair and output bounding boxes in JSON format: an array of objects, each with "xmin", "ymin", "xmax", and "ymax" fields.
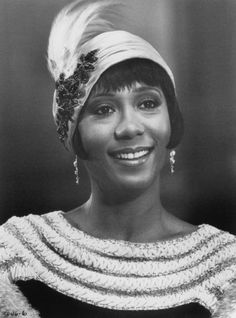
[{"xmin": 73, "ymin": 58, "xmax": 184, "ymax": 155}]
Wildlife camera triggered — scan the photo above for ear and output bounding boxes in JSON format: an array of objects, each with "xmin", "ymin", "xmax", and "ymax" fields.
[{"xmin": 72, "ymin": 129, "xmax": 88, "ymax": 160}]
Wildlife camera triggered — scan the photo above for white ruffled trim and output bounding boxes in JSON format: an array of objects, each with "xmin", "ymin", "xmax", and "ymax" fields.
[
  {"xmin": 213, "ymin": 280, "xmax": 236, "ymax": 318},
  {"xmin": 1, "ymin": 211, "xmax": 236, "ymax": 314}
]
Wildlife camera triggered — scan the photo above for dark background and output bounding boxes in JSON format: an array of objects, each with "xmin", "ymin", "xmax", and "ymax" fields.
[{"xmin": 1, "ymin": 0, "xmax": 236, "ymax": 233}]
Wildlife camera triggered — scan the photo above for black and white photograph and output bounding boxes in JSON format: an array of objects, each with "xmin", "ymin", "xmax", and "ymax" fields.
[{"xmin": 1, "ymin": 0, "xmax": 236, "ymax": 317}]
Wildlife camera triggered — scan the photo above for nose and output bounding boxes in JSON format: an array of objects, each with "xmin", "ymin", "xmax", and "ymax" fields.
[{"xmin": 114, "ymin": 109, "xmax": 144, "ymax": 140}]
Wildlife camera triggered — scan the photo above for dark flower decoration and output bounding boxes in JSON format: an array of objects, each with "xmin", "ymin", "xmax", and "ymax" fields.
[{"xmin": 55, "ymin": 49, "xmax": 99, "ymax": 143}]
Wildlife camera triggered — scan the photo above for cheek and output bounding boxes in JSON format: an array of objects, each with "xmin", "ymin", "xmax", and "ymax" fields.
[
  {"xmin": 148, "ymin": 113, "xmax": 171, "ymax": 146},
  {"xmin": 150, "ymin": 115, "xmax": 170, "ymax": 171},
  {"xmin": 78, "ymin": 120, "xmax": 112, "ymax": 159}
]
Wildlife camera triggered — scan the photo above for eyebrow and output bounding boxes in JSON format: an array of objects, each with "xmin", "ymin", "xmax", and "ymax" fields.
[{"xmin": 133, "ymin": 86, "xmax": 162, "ymax": 94}]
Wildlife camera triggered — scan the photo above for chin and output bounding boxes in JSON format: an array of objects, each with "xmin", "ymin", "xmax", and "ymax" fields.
[{"xmin": 114, "ymin": 171, "xmax": 158, "ymax": 191}]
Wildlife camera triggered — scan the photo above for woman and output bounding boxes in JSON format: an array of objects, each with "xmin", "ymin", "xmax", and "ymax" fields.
[{"xmin": 0, "ymin": 1, "xmax": 236, "ymax": 317}]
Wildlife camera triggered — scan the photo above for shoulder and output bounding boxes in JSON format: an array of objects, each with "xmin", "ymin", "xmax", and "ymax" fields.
[
  {"xmin": 161, "ymin": 223, "xmax": 236, "ymax": 314},
  {"xmin": 0, "ymin": 210, "xmax": 63, "ymax": 235},
  {"xmin": 0, "ymin": 211, "xmax": 63, "ymax": 278},
  {"xmin": 0, "ymin": 210, "xmax": 63, "ymax": 247},
  {"xmin": 192, "ymin": 223, "xmax": 236, "ymax": 269},
  {"xmin": 194, "ymin": 224, "xmax": 236, "ymax": 315},
  {"xmin": 203, "ymin": 223, "xmax": 236, "ymax": 255},
  {"xmin": 0, "ymin": 212, "xmax": 60, "ymax": 318}
]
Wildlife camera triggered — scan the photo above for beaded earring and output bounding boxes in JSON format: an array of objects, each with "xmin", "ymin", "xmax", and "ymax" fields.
[
  {"xmin": 73, "ymin": 156, "xmax": 79, "ymax": 184},
  {"xmin": 169, "ymin": 150, "xmax": 176, "ymax": 174}
]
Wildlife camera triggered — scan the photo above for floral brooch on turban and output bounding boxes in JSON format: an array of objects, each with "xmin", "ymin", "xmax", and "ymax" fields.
[{"xmin": 54, "ymin": 49, "xmax": 99, "ymax": 143}]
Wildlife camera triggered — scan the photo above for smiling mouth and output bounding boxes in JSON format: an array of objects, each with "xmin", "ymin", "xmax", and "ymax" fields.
[{"xmin": 109, "ymin": 147, "xmax": 154, "ymax": 161}]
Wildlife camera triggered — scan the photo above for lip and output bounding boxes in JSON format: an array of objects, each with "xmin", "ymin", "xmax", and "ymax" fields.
[{"xmin": 108, "ymin": 146, "xmax": 154, "ymax": 167}]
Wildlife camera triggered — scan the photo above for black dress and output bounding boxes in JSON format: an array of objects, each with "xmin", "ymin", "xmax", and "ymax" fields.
[{"xmin": 18, "ymin": 280, "xmax": 211, "ymax": 318}]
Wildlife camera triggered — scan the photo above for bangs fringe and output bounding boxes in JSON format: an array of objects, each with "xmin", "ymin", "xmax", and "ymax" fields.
[{"xmin": 90, "ymin": 58, "xmax": 172, "ymax": 96}]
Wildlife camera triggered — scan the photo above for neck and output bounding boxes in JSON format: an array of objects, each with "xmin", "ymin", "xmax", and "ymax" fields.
[{"xmin": 82, "ymin": 177, "xmax": 170, "ymax": 242}]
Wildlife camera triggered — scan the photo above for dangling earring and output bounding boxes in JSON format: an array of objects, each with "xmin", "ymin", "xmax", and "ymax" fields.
[
  {"xmin": 169, "ymin": 150, "xmax": 176, "ymax": 174},
  {"xmin": 73, "ymin": 156, "xmax": 79, "ymax": 184}
]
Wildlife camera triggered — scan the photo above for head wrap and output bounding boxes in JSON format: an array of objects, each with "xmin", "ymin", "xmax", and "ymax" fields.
[{"xmin": 48, "ymin": 0, "xmax": 175, "ymax": 153}]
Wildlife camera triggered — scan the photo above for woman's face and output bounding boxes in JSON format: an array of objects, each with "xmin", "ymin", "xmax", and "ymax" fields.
[{"xmin": 77, "ymin": 82, "xmax": 171, "ymax": 192}]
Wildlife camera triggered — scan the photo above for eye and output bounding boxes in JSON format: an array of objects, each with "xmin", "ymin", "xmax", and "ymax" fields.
[
  {"xmin": 95, "ymin": 105, "xmax": 114, "ymax": 116},
  {"xmin": 138, "ymin": 99, "xmax": 161, "ymax": 111}
]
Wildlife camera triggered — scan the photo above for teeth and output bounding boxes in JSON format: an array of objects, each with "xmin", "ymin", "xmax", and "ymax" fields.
[{"xmin": 115, "ymin": 150, "xmax": 149, "ymax": 160}]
